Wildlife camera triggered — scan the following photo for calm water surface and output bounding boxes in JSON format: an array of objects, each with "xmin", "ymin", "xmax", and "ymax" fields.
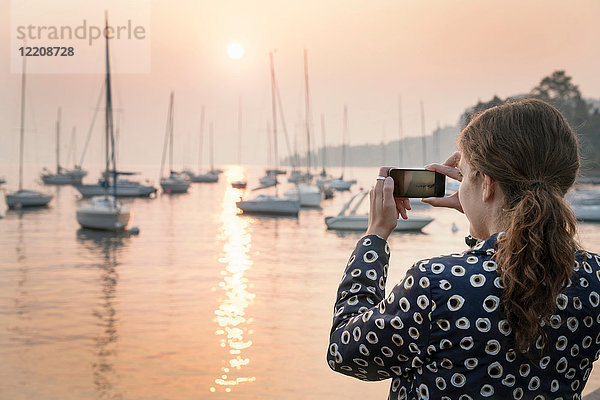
[{"xmin": 1, "ymin": 165, "xmax": 599, "ymax": 399}]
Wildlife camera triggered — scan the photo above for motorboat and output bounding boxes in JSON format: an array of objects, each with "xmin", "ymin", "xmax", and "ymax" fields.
[
  {"xmin": 161, "ymin": 172, "xmax": 190, "ymax": 194},
  {"xmin": 77, "ymin": 195, "xmax": 131, "ymax": 231},
  {"xmin": 6, "ymin": 190, "xmax": 53, "ymax": 208},
  {"xmin": 324, "ymin": 191, "xmax": 433, "ymax": 231},
  {"xmin": 236, "ymin": 194, "xmax": 300, "ymax": 216},
  {"xmin": 284, "ymin": 183, "xmax": 322, "ymax": 207},
  {"xmin": 5, "ymin": 47, "xmax": 53, "ymax": 208}
]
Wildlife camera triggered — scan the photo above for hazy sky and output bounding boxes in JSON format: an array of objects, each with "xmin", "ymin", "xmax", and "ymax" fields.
[{"xmin": 1, "ymin": 0, "xmax": 599, "ymax": 169}]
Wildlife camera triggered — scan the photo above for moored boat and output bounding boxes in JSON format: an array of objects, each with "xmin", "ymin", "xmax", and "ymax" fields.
[{"xmin": 236, "ymin": 195, "xmax": 300, "ymax": 216}]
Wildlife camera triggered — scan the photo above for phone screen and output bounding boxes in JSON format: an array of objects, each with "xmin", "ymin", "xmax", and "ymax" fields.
[{"xmin": 388, "ymin": 168, "xmax": 445, "ymax": 198}]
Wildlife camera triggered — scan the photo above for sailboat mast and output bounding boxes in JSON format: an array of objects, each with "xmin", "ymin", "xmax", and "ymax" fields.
[
  {"xmin": 209, "ymin": 122, "xmax": 214, "ymax": 171},
  {"xmin": 398, "ymin": 95, "xmax": 403, "ymax": 166},
  {"xmin": 266, "ymin": 121, "xmax": 272, "ymax": 169},
  {"xmin": 104, "ymin": 12, "xmax": 114, "ymax": 197},
  {"xmin": 342, "ymin": 105, "xmax": 348, "ymax": 179},
  {"xmin": 18, "ymin": 50, "xmax": 27, "ymax": 191},
  {"xmin": 420, "ymin": 100, "xmax": 426, "ymax": 165},
  {"xmin": 303, "ymin": 48, "xmax": 312, "ymax": 176},
  {"xmin": 269, "ymin": 52, "xmax": 279, "ymax": 169},
  {"xmin": 320, "ymin": 114, "xmax": 326, "ymax": 176},
  {"xmin": 198, "ymin": 106, "xmax": 205, "ymax": 171},
  {"xmin": 56, "ymin": 107, "xmax": 61, "ymax": 174},
  {"xmin": 71, "ymin": 127, "xmax": 77, "ymax": 167},
  {"xmin": 237, "ymin": 97, "xmax": 242, "ymax": 165},
  {"xmin": 159, "ymin": 93, "xmax": 173, "ymax": 181},
  {"xmin": 169, "ymin": 92, "xmax": 174, "ymax": 173}
]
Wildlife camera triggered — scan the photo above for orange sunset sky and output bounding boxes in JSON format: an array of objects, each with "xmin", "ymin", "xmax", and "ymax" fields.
[{"xmin": 0, "ymin": 0, "xmax": 599, "ymax": 168}]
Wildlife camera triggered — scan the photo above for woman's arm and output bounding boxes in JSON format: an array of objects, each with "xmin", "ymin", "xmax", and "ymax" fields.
[{"xmin": 328, "ymin": 234, "xmax": 432, "ymax": 381}]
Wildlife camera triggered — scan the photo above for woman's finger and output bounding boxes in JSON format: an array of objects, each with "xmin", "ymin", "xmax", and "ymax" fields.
[
  {"xmin": 373, "ymin": 167, "xmax": 390, "ymax": 209},
  {"xmin": 425, "ymin": 163, "xmax": 462, "ymax": 182},
  {"xmin": 443, "ymin": 151, "xmax": 461, "ymax": 168},
  {"xmin": 422, "ymin": 191, "xmax": 463, "ymax": 213},
  {"xmin": 402, "ymin": 198, "xmax": 411, "ymax": 210}
]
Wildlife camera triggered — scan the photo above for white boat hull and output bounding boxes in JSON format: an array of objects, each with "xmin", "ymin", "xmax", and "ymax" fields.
[
  {"xmin": 236, "ymin": 195, "xmax": 300, "ymax": 216},
  {"xmin": 161, "ymin": 177, "xmax": 190, "ymax": 193},
  {"xmin": 188, "ymin": 173, "xmax": 218, "ymax": 183},
  {"xmin": 77, "ymin": 197, "xmax": 131, "ymax": 231},
  {"xmin": 6, "ymin": 190, "xmax": 53, "ymax": 208},
  {"xmin": 284, "ymin": 185, "xmax": 322, "ymax": 207},
  {"xmin": 325, "ymin": 215, "xmax": 433, "ymax": 231},
  {"xmin": 42, "ymin": 174, "xmax": 78, "ymax": 185},
  {"xmin": 573, "ymin": 204, "xmax": 600, "ymax": 222},
  {"xmin": 76, "ymin": 184, "xmax": 156, "ymax": 197}
]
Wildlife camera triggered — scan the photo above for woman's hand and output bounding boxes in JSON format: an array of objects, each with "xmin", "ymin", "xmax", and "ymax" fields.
[
  {"xmin": 366, "ymin": 167, "xmax": 410, "ymax": 240},
  {"xmin": 421, "ymin": 151, "xmax": 464, "ymax": 213}
]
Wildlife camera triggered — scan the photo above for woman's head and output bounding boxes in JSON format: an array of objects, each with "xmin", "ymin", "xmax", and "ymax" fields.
[
  {"xmin": 459, "ymin": 97, "xmax": 579, "ymax": 212},
  {"xmin": 458, "ymin": 98, "xmax": 580, "ymax": 353}
]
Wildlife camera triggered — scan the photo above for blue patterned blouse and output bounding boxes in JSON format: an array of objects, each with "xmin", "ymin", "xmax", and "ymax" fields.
[{"xmin": 328, "ymin": 233, "xmax": 600, "ymax": 400}]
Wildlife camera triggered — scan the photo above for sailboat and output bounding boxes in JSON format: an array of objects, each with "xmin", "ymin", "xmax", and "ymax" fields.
[
  {"xmin": 325, "ymin": 191, "xmax": 433, "ymax": 231},
  {"xmin": 41, "ymin": 108, "xmax": 88, "ymax": 185},
  {"xmin": 75, "ymin": 83, "xmax": 156, "ymax": 198},
  {"xmin": 76, "ymin": 13, "xmax": 131, "ymax": 231},
  {"xmin": 256, "ymin": 121, "xmax": 278, "ymax": 188},
  {"xmin": 315, "ymin": 114, "xmax": 334, "ymax": 199},
  {"xmin": 237, "ymin": 52, "xmax": 300, "ymax": 216},
  {"xmin": 329, "ymin": 105, "xmax": 356, "ymax": 191},
  {"xmin": 160, "ymin": 92, "xmax": 190, "ymax": 194},
  {"xmin": 284, "ymin": 49, "xmax": 322, "ymax": 208},
  {"xmin": 186, "ymin": 107, "xmax": 219, "ymax": 183},
  {"xmin": 5, "ymin": 49, "xmax": 53, "ymax": 208}
]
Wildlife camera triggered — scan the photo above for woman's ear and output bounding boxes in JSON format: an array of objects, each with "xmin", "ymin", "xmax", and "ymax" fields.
[{"xmin": 482, "ymin": 174, "xmax": 495, "ymax": 203}]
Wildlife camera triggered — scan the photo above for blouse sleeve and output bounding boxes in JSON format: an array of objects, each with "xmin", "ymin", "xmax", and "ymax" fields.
[{"xmin": 328, "ymin": 235, "xmax": 432, "ymax": 381}]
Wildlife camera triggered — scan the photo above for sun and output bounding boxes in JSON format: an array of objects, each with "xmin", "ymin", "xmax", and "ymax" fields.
[{"xmin": 227, "ymin": 43, "xmax": 244, "ymax": 59}]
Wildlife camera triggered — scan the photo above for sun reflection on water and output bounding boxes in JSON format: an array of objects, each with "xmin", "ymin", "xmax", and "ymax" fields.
[{"xmin": 211, "ymin": 166, "xmax": 256, "ymax": 393}]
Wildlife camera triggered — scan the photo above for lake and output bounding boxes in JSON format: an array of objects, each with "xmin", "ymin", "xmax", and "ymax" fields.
[{"xmin": 1, "ymin": 164, "xmax": 599, "ymax": 399}]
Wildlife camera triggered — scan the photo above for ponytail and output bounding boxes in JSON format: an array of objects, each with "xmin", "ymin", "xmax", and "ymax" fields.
[{"xmin": 495, "ymin": 184, "xmax": 578, "ymax": 352}]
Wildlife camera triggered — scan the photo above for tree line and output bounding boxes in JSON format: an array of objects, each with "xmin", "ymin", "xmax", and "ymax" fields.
[{"xmin": 462, "ymin": 71, "xmax": 600, "ymax": 173}]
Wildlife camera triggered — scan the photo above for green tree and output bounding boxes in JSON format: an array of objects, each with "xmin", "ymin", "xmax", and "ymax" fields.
[
  {"xmin": 460, "ymin": 95, "xmax": 505, "ymax": 127},
  {"xmin": 531, "ymin": 71, "xmax": 600, "ymax": 169},
  {"xmin": 531, "ymin": 70, "xmax": 590, "ymax": 129}
]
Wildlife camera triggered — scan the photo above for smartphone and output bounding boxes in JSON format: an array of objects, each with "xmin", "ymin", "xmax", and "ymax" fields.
[{"xmin": 388, "ymin": 168, "xmax": 446, "ymax": 198}]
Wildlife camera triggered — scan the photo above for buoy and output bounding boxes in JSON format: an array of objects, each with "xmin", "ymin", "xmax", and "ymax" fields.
[
  {"xmin": 129, "ymin": 226, "xmax": 140, "ymax": 235},
  {"xmin": 451, "ymin": 222, "xmax": 459, "ymax": 233}
]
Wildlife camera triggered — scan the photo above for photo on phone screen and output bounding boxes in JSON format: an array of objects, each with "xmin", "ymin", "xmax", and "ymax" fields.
[{"xmin": 388, "ymin": 168, "xmax": 446, "ymax": 198}]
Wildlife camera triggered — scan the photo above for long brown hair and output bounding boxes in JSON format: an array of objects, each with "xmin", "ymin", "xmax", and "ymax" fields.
[{"xmin": 459, "ymin": 98, "xmax": 580, "ymax": 353}]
